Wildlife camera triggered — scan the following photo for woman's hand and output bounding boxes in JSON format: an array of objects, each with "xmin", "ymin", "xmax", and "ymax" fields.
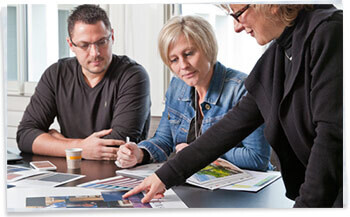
[
  {"xmin": 122, "ymin": 173, "xmax": 166, "ymax": 203},
  {"xmin": 116, "ymin": 142, "xmax": 144, "ymax": 168}
]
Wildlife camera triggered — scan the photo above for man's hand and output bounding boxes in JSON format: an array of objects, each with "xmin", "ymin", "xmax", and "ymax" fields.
[
  {"xmin": 116, "ymin": 142, "xmax": 144, "ymax": 168},
  {"xmin": 123, "ymin": 173, "xmax": 166, "ymax": 203},
  {"xmin": 33, "ymin": 129, "xmax": 124, "ymax": 160},
  {"xmin": 79, "ymin": 129, "xmax": 125, "ymax": 161},
  {"xmin": 175, "ymin": 143, "xmax": 189, "ymax": 153}
]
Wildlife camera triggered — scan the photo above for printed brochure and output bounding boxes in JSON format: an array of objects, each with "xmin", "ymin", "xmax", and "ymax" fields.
[{"xmin": 186, "ymin": 158, "xmax": 253, "ymax": 190}]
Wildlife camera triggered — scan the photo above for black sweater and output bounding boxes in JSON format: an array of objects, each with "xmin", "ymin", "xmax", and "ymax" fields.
[
  {"xmin": 17, "ymin": 55, "xmax": 151, "ymax": 152},
  {"xmin": 156, "ymin": 5, "xmax": 343, "ymax": 207}
]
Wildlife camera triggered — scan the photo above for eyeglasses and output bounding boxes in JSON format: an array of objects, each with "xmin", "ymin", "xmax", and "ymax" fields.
[
  {"xmin": 229, "ymin": 4, "xmax": 250, "ymax": 23},
  {"xmin": 70, "ymin": 34, "xmax": 112, "ymax": 51}
]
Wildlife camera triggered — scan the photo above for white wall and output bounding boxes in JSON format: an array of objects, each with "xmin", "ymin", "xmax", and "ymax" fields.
[
  {"xmin": 109, "ymin": 4, "xmax": 166, "ymax": 116},
  {"xmin": 27, "ymin": 5, "xmax": 59, "ymax": 82}
]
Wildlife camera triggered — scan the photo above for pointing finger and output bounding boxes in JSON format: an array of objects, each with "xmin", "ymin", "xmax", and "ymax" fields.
[
  {"xmin": 141, "ymin": 186, "xmax": 165, "ymax": 203},
  {"xmin": 123, "ymin": 184, "xmax": 145, "ymax": 199}
]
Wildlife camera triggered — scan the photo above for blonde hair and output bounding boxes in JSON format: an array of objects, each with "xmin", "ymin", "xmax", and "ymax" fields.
[
  {"xmin": 158, "ymin": 15, "xmax": 218, "ymax": 67},
  {"xmin": 219, "ymin": 4, "xmax": 313, "ymax": 26}
]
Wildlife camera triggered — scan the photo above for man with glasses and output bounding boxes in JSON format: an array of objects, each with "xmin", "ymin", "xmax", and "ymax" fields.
[{"xmin": 17, "ymin": 4, "xmax": 151, "ymax": 161}]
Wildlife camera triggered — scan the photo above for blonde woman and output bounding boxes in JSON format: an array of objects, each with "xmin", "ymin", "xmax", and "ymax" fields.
[{"xmin": 117, "ymin": 15, "xmax": 272, "ymax": 171}]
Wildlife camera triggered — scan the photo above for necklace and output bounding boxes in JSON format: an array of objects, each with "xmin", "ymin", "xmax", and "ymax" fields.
[
  {"xmin": 194, "ymin": 90, "xmax": 203, "ymax": 139},
  {"xmin": 284, "ymin": 50, "xmax": 292, "ymax": 61}
]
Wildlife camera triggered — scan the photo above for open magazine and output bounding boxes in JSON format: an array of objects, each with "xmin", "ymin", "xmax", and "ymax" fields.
[
  {"xmin": 185, "ymin": 158, "xmax": 253, "ymax": 190},
  {"xmin": 116, "ymin": 158, "xmax": 253, "ymax": 190}
]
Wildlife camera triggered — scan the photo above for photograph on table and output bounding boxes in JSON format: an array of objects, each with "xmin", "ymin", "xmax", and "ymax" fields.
[{"xmin": 26, "ymin": 191, "xmax": 151, "ymax": 208}]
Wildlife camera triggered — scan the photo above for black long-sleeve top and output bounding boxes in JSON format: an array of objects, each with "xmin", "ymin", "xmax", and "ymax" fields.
[
  {"xmin": 155, "ymin": 5, "xmax": 343, "ymax": 207},
  {"xmin": 17, "ymin": 55, "xmax": 151, "ymax": 152}
]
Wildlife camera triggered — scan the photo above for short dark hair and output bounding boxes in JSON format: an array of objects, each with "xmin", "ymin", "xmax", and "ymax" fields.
[{"xmin": 67, "ymin": 4, "xmax": 111, "ymax": 38}]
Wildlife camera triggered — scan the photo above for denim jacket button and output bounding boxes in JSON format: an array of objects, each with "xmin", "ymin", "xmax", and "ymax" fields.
[{"xmin": 205, "ymin": 104, "xmax": 211, "ymax": 110}]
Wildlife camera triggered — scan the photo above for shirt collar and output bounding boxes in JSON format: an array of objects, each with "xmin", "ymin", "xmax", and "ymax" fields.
[
  {"xmin": 276, "ymin": 24, "xmax": 295, "ymax": 50},
  {"xmin": 178, "ymin": 62, "xmax": 226, "ymax": 105}
]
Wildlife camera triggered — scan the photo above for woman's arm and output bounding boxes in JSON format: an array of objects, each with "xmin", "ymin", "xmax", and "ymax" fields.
[
  {"xmin": 123, "ymin": 94, "xmax": 264, "ymax": 202},
  {"xmin": 156, "ymin": 93, "xmax": 264, "ymax": 189},
  {"xmin": 221, "ymin": 124, "xmax": 271, "ymax": 171}
]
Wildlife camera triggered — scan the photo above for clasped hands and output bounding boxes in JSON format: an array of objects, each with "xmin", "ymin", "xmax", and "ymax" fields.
[
  {"xmin": 49, "ymin": 128, "xmax": 125, "ymax": 161},
  {"xmin": 79, "ymin": 129, "xmax": 127, "ymax": 160}
]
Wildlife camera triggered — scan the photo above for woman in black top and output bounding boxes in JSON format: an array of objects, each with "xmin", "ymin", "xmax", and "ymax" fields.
[{"xmin": 123, "ymin": 4, "xmax": 343, "ymax": 207}]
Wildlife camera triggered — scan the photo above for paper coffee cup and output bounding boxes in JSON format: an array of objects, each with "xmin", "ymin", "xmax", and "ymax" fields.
[{"xmin": 65, "ymin": 148, "xmax": 82, "ymax": 169}]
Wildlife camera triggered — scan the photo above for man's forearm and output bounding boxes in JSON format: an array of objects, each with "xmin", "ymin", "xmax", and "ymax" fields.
[
  {"xmin": 32, "ymin": 133, "xmax": 83, "ymax": 157},
  {"xmin": 32, "ymin": 129, "xmax": 123, "ymax": 160}
]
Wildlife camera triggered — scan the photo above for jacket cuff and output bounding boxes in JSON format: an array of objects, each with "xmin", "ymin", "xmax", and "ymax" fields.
[
  {"xmin": 139, "ymin": 148, "xmax": 151, "ymax": 165},
  {"xmin": 155, "ymin": 161, "xmax": 185, "ymax": 189}
]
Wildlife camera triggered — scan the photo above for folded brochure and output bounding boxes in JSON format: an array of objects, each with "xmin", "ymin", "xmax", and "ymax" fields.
[{"xmin": 185, "ymin": 158, "xmax": 253, "ymax": 190}]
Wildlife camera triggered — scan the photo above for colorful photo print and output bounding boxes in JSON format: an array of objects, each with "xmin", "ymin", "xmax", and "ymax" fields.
[
  {"xmin": 193, "ymin": 158, "xmax": 243, "ymax": 182},
  {"xmin": 102, "ymin": 191, "xmax": 151, "ymax": 208},
  {"xmin": 26, "ymin": 191, "xmax": 151, "ymax": 208}
]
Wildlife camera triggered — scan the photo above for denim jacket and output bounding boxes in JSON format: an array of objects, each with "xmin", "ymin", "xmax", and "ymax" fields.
[{"xmin": 139, "ymin": 62, "xmax": 272, "ymax": 171}]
